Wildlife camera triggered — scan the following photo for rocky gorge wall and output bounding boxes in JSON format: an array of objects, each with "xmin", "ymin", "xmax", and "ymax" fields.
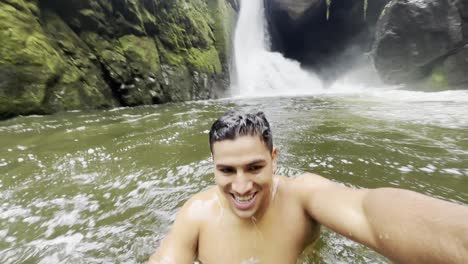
[{"xmin": 0, "ymin": 0, "xmax": 238, "ymax": 119}]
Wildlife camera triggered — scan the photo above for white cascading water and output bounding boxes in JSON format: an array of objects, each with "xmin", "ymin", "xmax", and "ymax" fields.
[{"xmin": 232, "ymin": 0, "xmax": 324, "ymax": 96}]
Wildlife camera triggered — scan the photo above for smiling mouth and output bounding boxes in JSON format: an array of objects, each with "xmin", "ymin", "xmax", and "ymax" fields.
[{"xmin": 230, "ymin": 192, "xmax": 258, "ymax": 210}]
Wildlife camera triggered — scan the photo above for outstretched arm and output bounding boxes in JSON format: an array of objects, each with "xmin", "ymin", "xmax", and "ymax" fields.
[
  {"xmin": 298, "ymin": 173, "xmax": 468, "ymax": 263},
  {"xmin": 149, "ymin": 198, "xmax": 199, "ymax": 264}
]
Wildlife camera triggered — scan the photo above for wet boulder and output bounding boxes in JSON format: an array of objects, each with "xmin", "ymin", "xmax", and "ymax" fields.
[{"xmin": 372, "ymin": 0, "xmax": 467, "ymax": 88}]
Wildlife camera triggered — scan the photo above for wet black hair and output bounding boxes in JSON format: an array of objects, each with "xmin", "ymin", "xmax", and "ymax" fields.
[{"xmin": 209, "ymin": 111, "xmax": 273, "ymax": 153}]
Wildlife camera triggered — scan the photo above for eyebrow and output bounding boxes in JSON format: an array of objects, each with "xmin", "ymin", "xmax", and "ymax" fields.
[{"xmin": 216, "ymin": 159, "xmax": 267, "ymax": 168}]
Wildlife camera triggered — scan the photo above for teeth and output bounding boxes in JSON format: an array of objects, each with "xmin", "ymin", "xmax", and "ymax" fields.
[{"xmin": 234, "ymin": 193, "xmax": 255, "ymax": 203}]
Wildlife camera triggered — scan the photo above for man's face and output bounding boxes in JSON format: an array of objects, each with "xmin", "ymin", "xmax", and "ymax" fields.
[{"xmin": 212, "ymin": 135, "xmax": 277, "ymax": 219}]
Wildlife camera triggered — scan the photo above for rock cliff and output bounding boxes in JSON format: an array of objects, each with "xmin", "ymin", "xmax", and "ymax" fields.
[{"xmin": 0, "ymin": 0, "xmax": 237, "ymax": 119}]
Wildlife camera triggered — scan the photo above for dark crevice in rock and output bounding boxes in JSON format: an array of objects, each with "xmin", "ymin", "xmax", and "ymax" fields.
[
  {"xmin": 97, "ymin": 60, "xmax": 126, "ymax": 107},
  {"xmin": 41, "ymin": 72, "xmax": 62, "ymax": 110}
]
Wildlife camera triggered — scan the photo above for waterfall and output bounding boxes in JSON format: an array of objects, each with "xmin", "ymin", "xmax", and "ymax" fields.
[
  {"xmin": 232, "ymin": 0, "xmax": 324, "ymax": 97},
  {"xmin": 231, "ymin": 0, "xmax": 468, "ymax": 102}
]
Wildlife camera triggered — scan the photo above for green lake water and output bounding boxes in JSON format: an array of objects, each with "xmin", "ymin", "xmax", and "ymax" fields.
[{"xmin": 0, "ymin": 92, "xmax": 467, "ymax": 263}]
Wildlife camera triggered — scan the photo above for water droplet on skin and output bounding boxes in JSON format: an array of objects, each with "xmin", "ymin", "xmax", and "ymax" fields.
[{"xmin": 241, "ymin": 257, "xmax": 260, "ymax": 264}]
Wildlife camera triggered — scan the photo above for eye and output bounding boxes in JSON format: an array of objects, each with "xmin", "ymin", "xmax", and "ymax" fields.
[
  {"xmin": 219, "ymin": 167, "xmax": 235, "ymax": 174},
  {"xmin": 248, "ymin": 165, "xmax": 264, "ymax": 172}
]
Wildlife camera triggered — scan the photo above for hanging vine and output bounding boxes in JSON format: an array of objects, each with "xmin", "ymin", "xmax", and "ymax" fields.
[
  {"xmin": 326, "ymin": 0, "xmax": 331, "ymax": 20},
  {"xmin": 363, "ymin": 0, "xmax": 368, "ymax": 20}
]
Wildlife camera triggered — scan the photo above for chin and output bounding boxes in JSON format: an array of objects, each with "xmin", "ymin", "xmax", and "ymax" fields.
[{"xmin": 234, "ymin": 210, "xmax": 257, "ymax": 219}]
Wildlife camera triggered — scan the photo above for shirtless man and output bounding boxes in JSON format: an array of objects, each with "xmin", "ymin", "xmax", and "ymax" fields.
[{"xmin": 149, "ymin": 111, "xmax": 468, "ymax": 264}]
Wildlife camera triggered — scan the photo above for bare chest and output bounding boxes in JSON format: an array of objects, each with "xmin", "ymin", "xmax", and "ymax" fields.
[{"xmin": 197, "ymin": 211, "xmax": 319, "ymax": 264}]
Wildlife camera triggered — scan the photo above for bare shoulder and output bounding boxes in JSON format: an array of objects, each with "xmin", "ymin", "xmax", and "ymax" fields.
[
  {"xmin": 280, "ymin": 173, "xmax": 337, "ymax": 205},
  {"xmin": 290, "ymin": 173, "xmax": 335, "ymax": 191},
  {"xmin": 178, "ymin": 186, "xmax": 224, "ymax": 223},
  {"xmin": 149, "ymin": 187, "xmax": 221, "ymax": 263}
]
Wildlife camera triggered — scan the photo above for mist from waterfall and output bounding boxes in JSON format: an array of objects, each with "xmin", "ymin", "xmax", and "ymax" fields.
[{"xmin": 232, "ymin": 0, "xmax": 324, "ymax": 97}]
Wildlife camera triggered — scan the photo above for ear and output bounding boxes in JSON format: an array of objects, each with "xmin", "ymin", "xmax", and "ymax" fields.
[
  {"xmin": 271, "ymin": 147, "xmax": 278, "ymax": 160},
  {"xmin": 271, "ymin": 147, "xmax": 278, "ymax": 170}
]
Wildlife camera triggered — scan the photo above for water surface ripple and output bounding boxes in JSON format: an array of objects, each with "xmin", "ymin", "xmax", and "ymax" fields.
[{"xmin": 0, "ymin": 94, "xmax": 467, "ymax": 263}]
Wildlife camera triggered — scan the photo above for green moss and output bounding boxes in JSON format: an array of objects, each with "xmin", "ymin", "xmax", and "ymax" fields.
[
  {"xmin": 158, "ymin": 21, "xmax": 187, "ymax": 51},
  {"xmin": 79, "ymin": 9, "xmax": 95, "ymax": 17},
  {"xmin": 82, "ymin": 32, "xmax": 129, "ymax": 81},
  {"xmin": 207, "ymin": 0, "xmax": 237, "ymax": 63},
  {"xmin": 80, "ymin": 31, "xmax": 109, "ymax": 52},
  {"xmin": 0, "ymin": 2, "xmax": 63, "ymax": 116},
  {"xmin": 115, "ymin": 0, "xmax": 147, "ymax": 35},
  {"xmin": 0, "ymin": 0, "xmax": 233, "ymax": 118},
  {"xmin": 183, "ymin": 1, "xmax": 215, "ymax": 48},
  {"xmin": 156, "ymin": 37, "xmax": 185, "ymax": 67},
  {"xmin": 186, "ymin": 47, "xmax": 222, "ymax": 74},
  {"xmin": 119, "ymin": 35, "xmax": 160, "ymax": 74},
  {"xmin": 40, "ymin": 11, "xmax": 116, "ymax": 112},
  {"xmin": 3, "ymin": 0, "xmax": 29, "ymax": 12},
  {"xmin": 426, "ymin": 67, "xmax": 449, "ymax": 90},
  {"xmin": 155, "ymin": 0, "xmax": 228, "ymax": 75}
]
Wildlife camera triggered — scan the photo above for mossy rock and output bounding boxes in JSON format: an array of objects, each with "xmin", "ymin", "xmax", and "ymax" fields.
[
  {"xmin": 0, "ymin": 0, "xmax": 237, "ymax": 119},
  {"xmin": 186, "ymin": 47, "xmax": 222, "ymax": 74},
  {"xmin": 0, "ymin": 1, "xmax": 62, "ymax": 117},
  {"xmin": 207, "ymin": 0, "xmax": 238, "ymax": 64},
  {"xmin": 81, "ymin": 32, "xmax": 130, "ymax": 83},
  {"xmin": 40, "ymin": 11, "xmax": 117, "ymax": 112},
  {"xmin": 119, "ymin": 35, "xmax": 160, "ymax": 75}
]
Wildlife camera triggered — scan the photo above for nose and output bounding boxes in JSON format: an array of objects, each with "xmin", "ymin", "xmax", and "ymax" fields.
[{"xmin": 231, "ymin": 171, "xmax": 253, "ymax": 195}]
